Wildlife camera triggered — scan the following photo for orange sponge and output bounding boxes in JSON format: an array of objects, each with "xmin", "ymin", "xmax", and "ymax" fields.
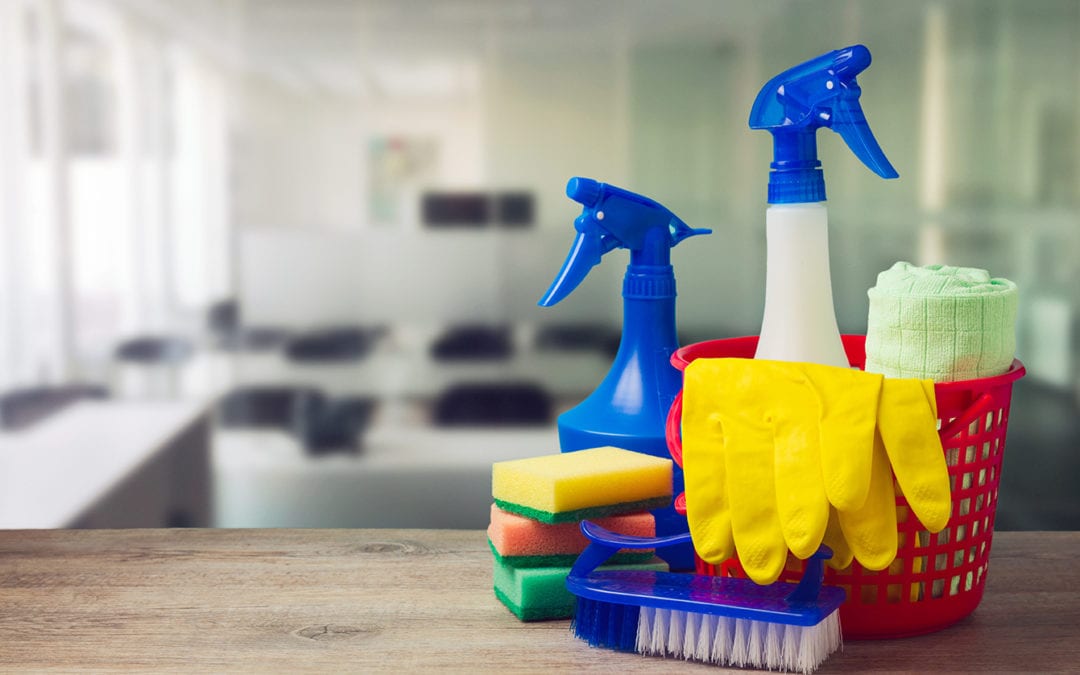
[{"xmin": 488, "ymin": 504, "xmax": 654, "ymax": 566}]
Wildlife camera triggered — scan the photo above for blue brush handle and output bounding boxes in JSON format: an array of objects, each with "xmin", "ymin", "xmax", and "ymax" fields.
[
  {"xmin": 570, "ymin": 521, "xmax": 692, "ymax": 579},
  {"xmin": 786, "ymin": 546, "xmax": 832, "ymax": 606},
  {"xmin": 570, "ymin": 520, "xmax": 834, "ymax": 608}
]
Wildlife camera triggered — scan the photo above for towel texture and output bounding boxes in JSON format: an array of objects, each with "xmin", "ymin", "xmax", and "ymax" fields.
[{"xmin": 865, "ymin": 261, "xmax": 1017, "ymax": 382}]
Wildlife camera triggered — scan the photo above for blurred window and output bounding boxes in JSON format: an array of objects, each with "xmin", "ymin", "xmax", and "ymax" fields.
[
  {"xmin": 0, "ymin": 0, "xmax": 231, "ymax": 388},
  {"xmin": 64, "ymin": 27, "xmax": 116, "ymax": 156}
]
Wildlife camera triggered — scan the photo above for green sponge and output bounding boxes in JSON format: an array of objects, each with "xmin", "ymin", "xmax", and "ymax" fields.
[
  {"xmin": 491, "ymin": 446, "xmax": 673, "ymax": 524},
  {"xmin": 492, "ymin": 556, "xmax": 667, "ymax": 622}
]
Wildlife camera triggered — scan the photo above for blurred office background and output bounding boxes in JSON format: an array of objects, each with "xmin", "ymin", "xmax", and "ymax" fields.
[{"xmin": 0, "ymin": 0, "xmax": 1076, "ymax": 530}]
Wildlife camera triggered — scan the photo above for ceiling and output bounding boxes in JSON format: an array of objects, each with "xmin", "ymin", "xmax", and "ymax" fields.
[{"xmin": 115, "ymin": 0, "xmax": 792, "ymax": 98}]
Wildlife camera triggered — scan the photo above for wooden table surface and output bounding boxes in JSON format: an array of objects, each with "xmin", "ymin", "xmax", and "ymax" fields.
[{"xmin": 0, "ymin": 529, "xmax": 1077, "ymax": 672}]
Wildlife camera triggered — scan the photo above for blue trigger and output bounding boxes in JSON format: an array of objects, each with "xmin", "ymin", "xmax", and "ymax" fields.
[
  {"xmin": 538, "ymin": 178, "xmax": 709, "ymax": 307},
  {"xmin": 749, "ymin": 44, "xmax": 898, "ymax": 204},
  {"xmin": 538, "ymin": 230, "xmax": 605, "ymax": 307}
]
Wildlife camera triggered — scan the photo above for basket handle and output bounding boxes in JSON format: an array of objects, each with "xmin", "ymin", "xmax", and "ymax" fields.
[
  {"xmin": 665, "ymin": 390, "xmax": 684, "ymax": 467},
  {"xmin": 938, "ymin": 392, "xmax": 995, "ymax": 441}
]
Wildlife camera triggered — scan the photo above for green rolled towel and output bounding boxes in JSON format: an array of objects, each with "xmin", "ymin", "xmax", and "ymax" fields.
[{"xmin": 865, "ymin": 262, "xmax": 1018, "ymax": 382}]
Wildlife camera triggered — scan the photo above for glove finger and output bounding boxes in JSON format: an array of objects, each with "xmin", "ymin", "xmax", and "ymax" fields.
[
  {"xmin": 724, "ymin": 409, "xmax": 787, "ymax": 586},
  {"xmin": 773, "ymin": 388, "xmax": 829, "ymax": 560},
  {"xmin": 838, "ymin": 431, "xmax": 898, "ymax": 571},
  {"xmin": 695, "ymin": 358, "xmax": 790, "ymax": 583},
  {"xmin": 682, "ymin": 360, "xmax": 734, "ymax": 564},
  {"xmin": 822, "ymin": 506, "xmax": 854, "ymax": 570},
  {"xmin": 878, "ymin": 378, "xmax": 951, "ymax": 533},
  {"xmin": 803, "ymin": 363, "xmax": 883, "ymax": 512}
]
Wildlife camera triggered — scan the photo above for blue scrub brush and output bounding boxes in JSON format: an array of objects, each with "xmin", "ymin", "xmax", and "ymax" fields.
[{"xmin": 567, "ymin": 522, "xmax": 845, "ymax": 673}]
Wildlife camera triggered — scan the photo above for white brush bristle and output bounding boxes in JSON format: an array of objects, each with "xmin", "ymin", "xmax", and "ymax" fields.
[{"xmin": 635, "ymin": 607, "xmax": 841, "ymax": 674}]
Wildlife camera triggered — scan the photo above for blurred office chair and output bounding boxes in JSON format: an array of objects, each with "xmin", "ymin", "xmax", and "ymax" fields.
[
  {"xmin": 217, "ymin": 385, "xmax": 325, "ymax": 435},
  {"xmin": 0, "ymin": 384, "xmax": 109, "ymax": 431},
  {"xmin": 299, "ymin": 395, "xmax": 378, "ymax": 456},
  {"xmin": 285, "ymin": 326, "xmax": 383, "ymax": 362},
  {"xmin": 115, "ymin": 336, "xmax": 195, "ymax": 363},
  {"xmin": 218, "ymin": 326, "xmax": 292, "ymax": 352},
  {"xmin": 207, "ymin": 299, "xmax": 240, "ymax": 336},
  {"xmin": 535, "ymin": 323, "xmax": 621, "ymax": 355},
  {"xmin": 206, "ymin": 299, "xmax": 291, "ymax": 352},
  {"xmin": 113, "ymin": 336, "xmax": 195, "ymax": 399},
  {"xmin": 430, "ymin": 324, "xmax": 513, "ymax": 361},
  {"xmin": 433, "ymin": 381, "xmax": 552, "ymax": 427},
  {"xmin": 218, "ymin": 387, "xmax": 374, "ymax": 456}
]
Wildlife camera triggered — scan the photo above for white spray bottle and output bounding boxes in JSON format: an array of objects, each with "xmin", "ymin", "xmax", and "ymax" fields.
[{"xmin": 749, "ymin": 45, "xmax": 898, "ymax": 364}]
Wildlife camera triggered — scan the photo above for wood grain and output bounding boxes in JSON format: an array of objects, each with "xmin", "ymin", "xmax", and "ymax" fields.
[{"xmin": 0, "ymin": 529, "xmax": 1077, "ymax": 672}]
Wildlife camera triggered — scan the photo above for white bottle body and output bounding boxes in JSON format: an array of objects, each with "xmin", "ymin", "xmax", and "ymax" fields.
[{"xmin": 754, "ymin": 202, "xmax": 849, "ymax": 367}]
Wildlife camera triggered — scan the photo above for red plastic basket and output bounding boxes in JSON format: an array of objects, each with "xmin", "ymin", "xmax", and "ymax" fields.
[{"xmin": 666, "ymin": 335, "xmax": 1025, "ymax": 639}]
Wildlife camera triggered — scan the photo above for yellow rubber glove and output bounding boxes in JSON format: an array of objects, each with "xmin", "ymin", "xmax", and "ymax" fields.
[
  {"xmin": 681, "ymin": 358, "xmax": 949, "ymax": 585},
  {"xmin": 826, "ymin": 375, "xmax": 950, "ymax": 567},
  {"xmin": 798, "ymin": 363, "xmax": 883, "ymax": 512},
  {"xmin": 681, "ymin": 363, "xmax": 734, "ymax": 565},
  {"xmin": 763, "ymin": 364, "xmax": 830, "ymax": 561},
  {"xmin": 702, "ymin": 360, "xmax": 882, "ymax": 562},
  {"xmin": 822, "ymin": 506, "xmax": 855, "ymax": 570},
  {"xmin": 837, "ymin": 430, "xmax": 898, "ymax": 570},
  {"xmin": 877, "ymin": 378, "xmax": 951, "ymax": 532},
  {"xmin": 683, "ymin": 358, "xmax": 789, "ymax": 583},
  {"xmin": 683, "ymin": 359, "xmax": 829, "ymax": 584}
]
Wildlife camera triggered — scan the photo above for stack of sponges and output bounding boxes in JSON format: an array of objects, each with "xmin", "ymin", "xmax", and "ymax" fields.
[{"xmin": 490, "ymin": 446, "xmax": 673, "ymax": 621}]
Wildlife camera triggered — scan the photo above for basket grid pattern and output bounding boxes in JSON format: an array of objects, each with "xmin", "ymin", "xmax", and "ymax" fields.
[
  {"xmin": 700, "ymin": 393, "xmax": 1013, "ymax": 637},
  {"xmin": 673, "ymin": 334, "xmax": 1023, "ymax": 639}
]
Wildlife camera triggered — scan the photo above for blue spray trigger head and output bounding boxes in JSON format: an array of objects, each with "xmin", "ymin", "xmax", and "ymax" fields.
[
  {"xmin": 538, "ymin": 178, "xmax": 709, "ymax": 307},
  {"xmin": 749, "ymin": 44, "xmax": 898, "ymax": 204},
  {"xmin": 566, "ymin": 176, "xmax": 603, "ymax": 207}
]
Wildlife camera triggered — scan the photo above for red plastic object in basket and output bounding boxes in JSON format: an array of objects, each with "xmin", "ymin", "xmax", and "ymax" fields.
[{"xmin": 666, "ymin": 335, "xmax": 1025, "ymax": 640}]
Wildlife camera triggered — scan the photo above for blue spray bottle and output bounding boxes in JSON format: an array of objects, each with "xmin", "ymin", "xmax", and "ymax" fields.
[
  {"xmin": 749, "ymin": 45, "xmax": 898, "ymax": 365},
  {"xmin": 540, "ymin": 177, "xmax": 710, "ymax": 569}
]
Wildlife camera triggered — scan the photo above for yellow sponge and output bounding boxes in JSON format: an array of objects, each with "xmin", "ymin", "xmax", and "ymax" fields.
[{"xmin": 491, "ymin": 447, "xmax": 673, "ymax": 523}]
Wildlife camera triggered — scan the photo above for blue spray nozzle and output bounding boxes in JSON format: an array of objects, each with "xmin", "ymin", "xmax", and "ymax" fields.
[
  {"xmin": 749, "ymin": 44, "xmax": 898, "ymax": 204},
  {"xmin": 566, "ymin": 176, "xmax": 603, "ymax": 207},
  {"xmin": 539, "ymin": 178, "xmax": 710, "ymax": 307}
]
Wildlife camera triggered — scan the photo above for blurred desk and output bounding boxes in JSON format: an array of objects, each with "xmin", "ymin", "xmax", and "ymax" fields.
[
  {"xmin": 0, "ymin": 529, "xmax": 1075, "ymax": 671},
  {"xmin": 212, "ymin": 418, "xmax": 557, "ymax": 528},
  {"xmin": 0, "ymin": 400, "xmax": 211, "ymax": 528},
  {"xmin": 185, "ymin": 323, "xmax": 606, "ymax": 529}
]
